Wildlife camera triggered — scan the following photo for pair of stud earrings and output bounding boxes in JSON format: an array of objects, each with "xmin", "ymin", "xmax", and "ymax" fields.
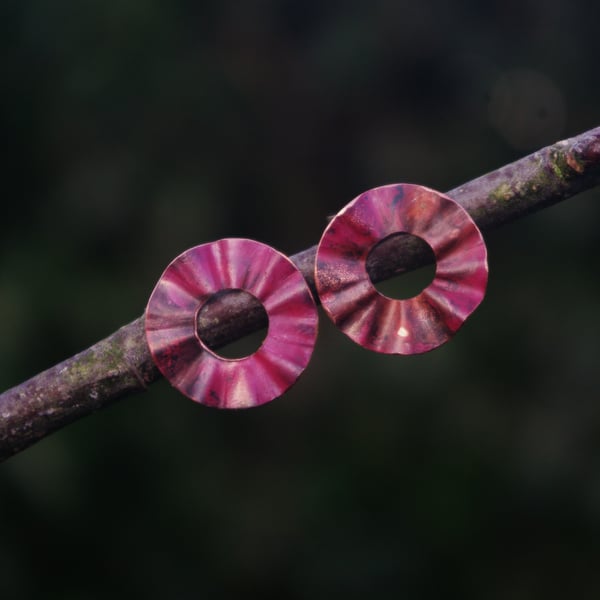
[{"xmin": 145, "ymin": 184, "xmax": 489, "ymax": 409}]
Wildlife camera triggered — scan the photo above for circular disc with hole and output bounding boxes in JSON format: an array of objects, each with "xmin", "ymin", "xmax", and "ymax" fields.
[
  {"xmin": 145, "ymin": 239, "xmax": 318, "ymax": 408},
  {"xmin": 315, "ymin": 184, "xmax": 488, "ymax": 354}
]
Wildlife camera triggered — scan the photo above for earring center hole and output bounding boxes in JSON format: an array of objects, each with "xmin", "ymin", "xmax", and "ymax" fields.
[
  {"xmin": 196, "ymin": 289, "xmax": 268, "ymax": 359},
  {"xmin": 367, "ymin": 233, "xmax": 436, "ymax": 300}
]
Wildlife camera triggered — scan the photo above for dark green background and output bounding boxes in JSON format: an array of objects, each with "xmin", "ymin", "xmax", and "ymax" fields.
[{"xmin": 2, "ymin": 1, "xmax": 600, "ymax": 598}]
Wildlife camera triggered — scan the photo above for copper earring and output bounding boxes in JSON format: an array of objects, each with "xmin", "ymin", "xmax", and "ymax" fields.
[
  {"xmin": 315, "ymin": 183, "xmax": 488, "ymax": 355},
  {"xmin": 145, "ymin": 239, "xmax": 318, "ymax": 408}
]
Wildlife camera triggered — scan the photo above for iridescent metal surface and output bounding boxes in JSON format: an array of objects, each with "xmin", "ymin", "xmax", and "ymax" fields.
[
  {"xmin": 315, "ymin": 184, "xmax": 488, "ymax": 354},
  {"xmin": 145, "ymin": 239, "xmax": 318, "ymax": 408}
]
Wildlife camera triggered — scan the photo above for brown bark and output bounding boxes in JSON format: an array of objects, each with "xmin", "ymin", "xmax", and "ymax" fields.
[{"xmin": 1, "ymin": 126, "xmax": 599, "ymax": 462}]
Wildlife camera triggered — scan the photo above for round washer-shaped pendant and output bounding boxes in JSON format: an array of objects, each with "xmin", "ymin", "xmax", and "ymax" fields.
[
  {"xmin": 315, "ymin": 184, "xmax": 488, "ymax": 355},
  {"xmin": 145, "ymin": 239, "xmax": 318, "ymax": 408}
]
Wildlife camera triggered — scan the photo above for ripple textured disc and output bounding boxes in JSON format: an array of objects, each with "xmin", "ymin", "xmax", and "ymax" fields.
[
  {"xmin": 315, "ymin": 184, "xmax": 488, "ymax": 354},
  {"xmin": 145, "ymin": 239, "xmax": 318, "ymax": 408}
]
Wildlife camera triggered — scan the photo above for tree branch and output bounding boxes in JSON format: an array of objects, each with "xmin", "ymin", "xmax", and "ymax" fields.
[{"xmin": 2, "ymin": 127, "xmax": 600, "ymax": 462}]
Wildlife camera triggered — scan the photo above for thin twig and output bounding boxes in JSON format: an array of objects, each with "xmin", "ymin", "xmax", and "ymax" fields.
[{"xmin": 1, "ymin": 127, "xmax": 599, "ymax": 462}]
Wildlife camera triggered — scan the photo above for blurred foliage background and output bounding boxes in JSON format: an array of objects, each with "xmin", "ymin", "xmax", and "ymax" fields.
[{"xmin": 1, "ymin": 1, "xmax": 600, "ymax": 598}]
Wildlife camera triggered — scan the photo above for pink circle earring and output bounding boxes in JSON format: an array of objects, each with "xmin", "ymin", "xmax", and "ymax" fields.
[
  {"xmin": 145, "ymin": 239, "xmax": 318, "ymax": 408},
  {"xmin": 315, "ymin": 183, "xmax": 488, "ymax": 355}
]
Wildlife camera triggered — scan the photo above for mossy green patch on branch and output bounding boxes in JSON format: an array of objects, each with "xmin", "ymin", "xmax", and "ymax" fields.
[{"xmin": 490, "ymin": 182, "xmax": 513, "ymax": 203}]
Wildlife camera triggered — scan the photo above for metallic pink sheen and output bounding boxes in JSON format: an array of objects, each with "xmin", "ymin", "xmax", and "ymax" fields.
[
  {"xmin": 145, "ymin": 239, "xmax": 318, "ymax": 408},
  {"xmin": 315, "ymin": 184, "xmax": 488, "ymax": 354}
]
